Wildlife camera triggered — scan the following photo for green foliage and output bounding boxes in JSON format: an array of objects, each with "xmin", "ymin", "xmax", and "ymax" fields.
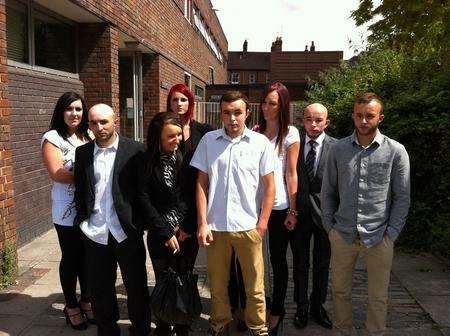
[
  {"xmin": 0, "ymin": 244, "xmax": 17, "ymax": 289},
  {"xmin": 305, "ymin": 46, "xmax": 450, "ymax": 258},
  {"xmin": 351, "ymin": 0, "xmax": 450, "ymax": 55}
]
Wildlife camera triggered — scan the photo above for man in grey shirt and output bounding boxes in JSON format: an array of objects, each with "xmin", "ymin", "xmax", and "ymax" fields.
[{"xmin": 321, "ymin": 93, "xmax": 410, "ymax": 336}]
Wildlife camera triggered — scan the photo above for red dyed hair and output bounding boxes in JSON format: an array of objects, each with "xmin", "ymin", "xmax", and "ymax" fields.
[{"xmin": 166, "ymin": 83, "xmax": 195, "ymax": 123}]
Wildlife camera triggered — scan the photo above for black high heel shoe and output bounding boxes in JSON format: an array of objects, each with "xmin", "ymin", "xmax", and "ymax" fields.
[
  {"xmin": 63, "ymin": 307, "xmax": 88, "ymax": 330},
  {"xmin": 79, "ymin": 302, "xmax": 96, "ymax": 325},
  {"xmin": 268, "ymin": 311, "xmax": 285, "ymax": 336}
]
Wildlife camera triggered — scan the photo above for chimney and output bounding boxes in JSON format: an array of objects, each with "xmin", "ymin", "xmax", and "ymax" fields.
[
  {"xmin": 310, "ymin": 41, "xmax": 316, "ymax": 51},
  {"xmin": 243, "ymin": 39, "xmax": 248, "ymax": 53},
  {"xmin": 271, "ymin": 36, "xmax": 282, "ymax": 52},
  {"xmin": 305, "ymin": 45, "xmax": 309, "ymax": 52}
]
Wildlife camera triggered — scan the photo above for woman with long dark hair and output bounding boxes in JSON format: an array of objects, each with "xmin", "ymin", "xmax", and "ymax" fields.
[
  {"xmin": 257, "ymin": 82, "xmax": 300, "ymax": 335},
  {"xmin": 137, "ymin": 112, "xmax": 196, "ymax": 336},
  {"xmin": 41, "ymin": 91, "xmax": 93, "ymax": 330},
  {"xmin": 166, "ymin": 84, "xmax": 213, "ymax": 239}
]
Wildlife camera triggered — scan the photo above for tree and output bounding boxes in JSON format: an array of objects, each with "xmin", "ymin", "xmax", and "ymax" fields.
[{"xmin": 351, "ymin": 0, "xmax": 450, "ymax": 55}]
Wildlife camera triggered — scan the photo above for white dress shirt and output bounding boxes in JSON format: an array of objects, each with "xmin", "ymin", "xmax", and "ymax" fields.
[
  {"xmin": 190, "ymin": 127, "xmax": 275, "ymax": 232},
  {"xmin": 81, "ymin": 134, "xmax": 127, "ymax": 245},
  {"xmin": 304, "ymin": 131, "xmax": 326, "ymax": 175}
]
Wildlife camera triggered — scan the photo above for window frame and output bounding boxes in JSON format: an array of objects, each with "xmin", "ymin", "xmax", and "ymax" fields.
[
  {"xmin": 249, "ymin": 73, "xmax": 256, "ymax": 84},
  {"xmin": 184, "ymin": 71, "xmax": 192, "ymax": 90},
  {"xmin": 5, "ymin": 0, "xmax": 79, "ymax": 76},
  {"xmin": 230, "ymin": 72, "xmax": 240, "ymax": 84},
  {"xmin": 208, "ymin": 66, "xmax": 215, "ymax": 85}
]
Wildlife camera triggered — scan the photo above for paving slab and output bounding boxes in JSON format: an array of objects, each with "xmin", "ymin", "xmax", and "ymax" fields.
[{"xmin": 1, "ymin": 228, "xmax": 448, "ymax": 336}]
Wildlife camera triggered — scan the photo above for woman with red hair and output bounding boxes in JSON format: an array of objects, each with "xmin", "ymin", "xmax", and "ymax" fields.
[
  {"xmin": 257, "ymin": 82, "xmax": 300, "ymax": 336},
  {"xmin": 164, "ymin": 84, "xmax": 213, "ymax": 335}
]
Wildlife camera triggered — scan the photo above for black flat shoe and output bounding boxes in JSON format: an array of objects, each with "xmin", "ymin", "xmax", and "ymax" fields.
[
  {"xmin": 310, "ymin": 305, "xmax": 332, "ymax": 329},
  {"xmin": 63, "ymin": 307, "xmax": 88, "ymax": 330},
  {"xmin": 268, "ymin": 312, "xmax": 284, "ymax": 336},
  {"xmin": 293, "ymin": 306, "xmax": 308, "ymax": 329}
]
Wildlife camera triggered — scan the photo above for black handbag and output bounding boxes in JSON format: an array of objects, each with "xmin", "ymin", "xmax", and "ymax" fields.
[{"xmin": 150, "ymin": 268, "xmax": 202, "ymax": 325}]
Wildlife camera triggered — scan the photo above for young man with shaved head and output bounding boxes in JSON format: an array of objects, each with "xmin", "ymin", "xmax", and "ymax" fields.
[
  {"xmin": 74, "ymin": 104, "xmax": 151, "ymax": 336},
  {"xmin": 321, "ymin": 93, "xmax": 410, "ymax": 336},
  {"xmin": 294, "ymin": 103, "xmax": 336, "ymax": 329}
]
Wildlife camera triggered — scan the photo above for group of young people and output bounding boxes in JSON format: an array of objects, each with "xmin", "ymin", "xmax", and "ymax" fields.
[{"xmin": 41, "ymin": 82, "xmax": 410, "ymax": 336}]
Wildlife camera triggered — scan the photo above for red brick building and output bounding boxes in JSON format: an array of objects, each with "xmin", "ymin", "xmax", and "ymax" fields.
[
  {"xmin": 207, "ymin": 38, "xmax": 343, "ymax": 102},
  {"xmin": 0, "ymin": 0, "xmax": 228, "ymax": 269}
]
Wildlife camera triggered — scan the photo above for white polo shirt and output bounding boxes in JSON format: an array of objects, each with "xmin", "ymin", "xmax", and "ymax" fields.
[{"xmin": 190, "ymin": 127, "xmax": 274, "ymax": 232}]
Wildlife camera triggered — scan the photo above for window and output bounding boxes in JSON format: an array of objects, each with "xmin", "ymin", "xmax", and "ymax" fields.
[
  {"xmin": 34, "ymin": 8, "xmax": 76, "ymax": 73},
  {"xmin": 231, "ymin": 72, "xmax": 240, "ymax": 84},
  {"xmin": 184, "ymin": 0, "xmax": 191, "ymax": 21},
  {"xmin": 6, "ymin": 0, "xmax": 77, "ymax": 73},
  {"xmin": 194, "ymin": 85, "xmax": 204, "ymax": 101},
  {"xmin": 209, "ymin": 66, "xmax": 215, "ymax": 85},
  {"xmin": 6, "ymin": 0, "xmax": 29, "ymax": 63},
  {"xmin": 249, "ymin": 73, "xmax": 256, "ymax": 84},
  {"xmin": 184, "ymin": 72, "xmax": 191, "ymax": 89},
  {"xmin": 192, "ymin": 6, "xmax": 224, "ymax": 63}
]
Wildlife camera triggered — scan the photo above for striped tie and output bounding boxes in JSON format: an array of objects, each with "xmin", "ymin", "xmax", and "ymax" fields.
[{"xmin": 305, "ymin": 140, "xmax": 316, "ymax": 181}]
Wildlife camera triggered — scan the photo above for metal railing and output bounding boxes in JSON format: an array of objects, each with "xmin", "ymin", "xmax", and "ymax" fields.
[{"xmin": 194, "ymin": 102, "xmax": 299, "ymax": 129}]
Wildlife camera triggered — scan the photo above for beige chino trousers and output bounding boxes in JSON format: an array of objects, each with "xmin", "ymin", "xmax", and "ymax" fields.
[
  {"xmin": 329, "ymin": 229, "xmax": 394, "ymax": 336},
  {"xmin": 207, "ymin": 229, "xmax": 267, "ymax": 335}
]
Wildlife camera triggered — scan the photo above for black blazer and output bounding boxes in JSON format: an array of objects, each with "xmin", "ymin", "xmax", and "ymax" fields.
[
  {"xmin": 179, "ymin": 119, "xmax": 213, "ymax": 233},
  {"xmin": 73, "ymin": 136, "xmax": 145, "ymax": 237},
  {"xmin": 297, "ymin": 132, "xmax": 337, "ymax": 230}
]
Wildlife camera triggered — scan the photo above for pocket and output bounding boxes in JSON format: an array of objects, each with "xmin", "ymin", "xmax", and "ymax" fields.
[
  {"xmin": 249, "ymin": 228, "xmax": 263, "ymax": 243},
  {"xmin": 369, "ymin": 162, "xmax": 390, "ymax": 184}
]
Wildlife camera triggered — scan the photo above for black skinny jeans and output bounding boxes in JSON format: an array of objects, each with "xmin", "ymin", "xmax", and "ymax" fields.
[
  {"xmin": 268, "ymin": 209, "xmax": 299, "ymax": 316},
  {"xmin": 148, "ymin": 235, "xmax": 199, "ymax": 336},
  {"xmin": 54, "ymin": 224, "xmax": 89, "ymax": 308}
]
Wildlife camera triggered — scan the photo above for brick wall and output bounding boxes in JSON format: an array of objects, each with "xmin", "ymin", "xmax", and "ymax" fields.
[
  {"xmin": 0, "ymin": 0, "xmax": 17, "ymax": 275},
  {"xmin": 71, "ymin": 0, "xmax": 228, "ymax": 85},
  {"xmin": 7, "ymin": 67, "xmax": 83, "ymax": 246},
  {"xmin": 270, "ymin": 51, "xmax": 343, "ymax": 83},
  {"xmin": 79, "ymin": 23, "xmax": 120, "ymax": 117}
]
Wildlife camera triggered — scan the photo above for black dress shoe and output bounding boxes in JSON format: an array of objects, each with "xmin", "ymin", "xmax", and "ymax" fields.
[
  {"xmin": 293, "ymin": 306, "xmax": 308, "ymax": 329},
  {"xmin": 268, "ymin": 312, "xmax": 285, "ymax": 336},
  {"xmin": 310, "ymin": 305, "xmax": 332, "ymax": 329}
]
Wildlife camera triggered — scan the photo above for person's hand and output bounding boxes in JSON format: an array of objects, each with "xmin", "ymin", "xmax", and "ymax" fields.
[
  {"xmin": 197, "ymin": 224, "xmax": 213, "ymax": 247},
  {"xmin": 255, "ymin": 224, "xmax": 267, "ymax": 238},
  {"xmin": 178, "ymin": 229, "xmax": 191, "ymax": 242},
  {"xmin": 165, "ymin": 235, "xmax": 180, "ymax": 254},
  {"xmin": 284, "ymin": 213, "xmax": 297, "ymax": 231}
]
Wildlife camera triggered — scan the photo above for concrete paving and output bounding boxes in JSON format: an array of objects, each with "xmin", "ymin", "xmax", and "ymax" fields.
[{"xmin": 0, "ymin": 228, "xmax": 449, "ymax": 335}]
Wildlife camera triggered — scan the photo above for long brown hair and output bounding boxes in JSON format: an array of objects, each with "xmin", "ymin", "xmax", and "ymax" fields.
[{"xmin": 258, "ymin": 82, "xmax": 291, "ymax": 155}]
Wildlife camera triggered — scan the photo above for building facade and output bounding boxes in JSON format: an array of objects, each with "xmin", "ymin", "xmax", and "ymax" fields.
[
  {"xmin": 207, "ymin": 38, "xmax": 343, "ymax": 102},
  {"xmin": 0, "ymin": 0, "xmax": 228, "ymax": 268}
]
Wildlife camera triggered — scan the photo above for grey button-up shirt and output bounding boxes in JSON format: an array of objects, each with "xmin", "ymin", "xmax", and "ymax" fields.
[{"xmin": 321, "ymin": 131, "xmax": 410, "ymax": 247}]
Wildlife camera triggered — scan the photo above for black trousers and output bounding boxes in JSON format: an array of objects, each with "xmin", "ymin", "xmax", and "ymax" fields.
[
  {"xmin": 83, "ymin": 233, "xmax": 151, "ymax": 336},
  {"xmin": 268, "ymin": 209, "xmax": 299, "ymax": 316},
  {"xmin": 295, "ymin": 215, "xmax": 331, "ymax": 307},
  {"xmin": 149, "ymin": 235, "xmax": 199, "ymax": 335},
  {"xmin": 54, "ymin": 224, "xmax": 89, "ymax": 308}
]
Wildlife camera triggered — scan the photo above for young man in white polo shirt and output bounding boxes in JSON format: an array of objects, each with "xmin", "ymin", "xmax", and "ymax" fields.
[{"xmin": 191, "ymin": 91, "xmax": 275, "ymax": 336}]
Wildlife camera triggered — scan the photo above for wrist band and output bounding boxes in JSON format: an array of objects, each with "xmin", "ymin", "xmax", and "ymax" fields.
[{"xmin": 287, "ymin": 208, "xmax": 298, "ymax": 216}]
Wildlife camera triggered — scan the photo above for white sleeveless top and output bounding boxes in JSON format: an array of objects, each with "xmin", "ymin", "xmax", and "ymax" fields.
[
  {"xmin": 270, "ymin": 126, "xmax": 300, "ymax": 210},
  {"xmin": 41, "ymin": 130, "xmax": 83, "ymax": 226}
]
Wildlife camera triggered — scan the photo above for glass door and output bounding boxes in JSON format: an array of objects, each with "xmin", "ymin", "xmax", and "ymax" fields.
[{"xmin": 119, "ymin": 52, "xmax": 143, "ymax": 142}]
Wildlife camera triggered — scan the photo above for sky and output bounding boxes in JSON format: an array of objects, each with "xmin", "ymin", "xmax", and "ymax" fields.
[{"xmin": 210, "ymin": 0, "xmax": 373, "ymax": 59}]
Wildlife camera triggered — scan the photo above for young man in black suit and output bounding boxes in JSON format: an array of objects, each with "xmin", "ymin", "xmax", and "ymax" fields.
[
  {"xmin": 294, "ymin": 103, "xmax": 336, "ymax": 330},
  {"xmin": 74, "ymin": 103, "xmax": 150, "ymax": 336}
]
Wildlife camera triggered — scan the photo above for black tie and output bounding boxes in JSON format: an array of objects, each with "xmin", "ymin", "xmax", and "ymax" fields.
[{"xmin": 306, "ymin": 140, "xmax": 316, "ymax": 181}]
